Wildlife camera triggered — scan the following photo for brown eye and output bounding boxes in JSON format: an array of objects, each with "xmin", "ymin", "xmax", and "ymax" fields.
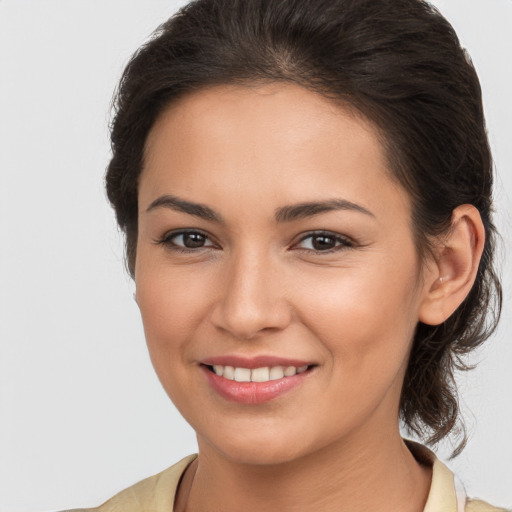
[
  {"xmin": 296, "ymin": 232, "xmax": 353, "ymax": 252},
  {"xmin": 159, "ymin": 230, "xmax": 215, "ymax": 250},
  {"xmin": 311, "ymin": 235, "xmax": 336, "ymax": 250},
  {"xmin": 179, "ymin": 232, "xmax": 208, "ymax": 248}
]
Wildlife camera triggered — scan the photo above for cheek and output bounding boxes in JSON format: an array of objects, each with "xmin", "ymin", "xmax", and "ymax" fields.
[
  {"xmin": 290, "ymin": 269, "xmax": 421, "ymax": 438},
  {"xmin": 135, "ymin": 268, "xmax": 212, "ymax": 418},
  {"xmin": 134, "ymin": 255, "xmax": 214, "ymax": 369},
  {"xmin": 293, "ymin": 259, "xmax": 421, "ymax": 375}
]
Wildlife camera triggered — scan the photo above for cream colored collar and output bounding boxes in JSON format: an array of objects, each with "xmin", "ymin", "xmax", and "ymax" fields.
[{"xmin": 405, "ymin": 440, "xmax": 460, "ymax": 512}]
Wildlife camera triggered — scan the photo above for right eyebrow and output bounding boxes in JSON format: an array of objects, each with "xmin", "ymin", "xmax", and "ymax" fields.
[{"xmin": 145, "ymin": 194, "xmax": 225, "ymax": 224}]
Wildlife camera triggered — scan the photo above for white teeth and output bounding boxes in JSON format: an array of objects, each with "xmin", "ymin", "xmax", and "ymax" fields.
[
  {"xmin": 210, "ymin": 364, "xmax": 311, "ymax": 382},
  {"xmin": 269, "ymin": 366, "xmax": 285, "ymax": 380},
  {"xmin": 284, "ymin": 366, "xmax": 297, "ymax": 377},
  {"xmin": 251, "ymin": 367, "xmax": 270, "ymax": 382},
  {"xmin": 223, "ymin": 366, "xmax": 235, "ymax": 380},
  {"xmin": 234, "ymin": 367, "xmax": 252, "ymax": 382}
]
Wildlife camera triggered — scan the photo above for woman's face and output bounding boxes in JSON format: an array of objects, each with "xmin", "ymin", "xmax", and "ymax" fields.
[{"xmin": 136, "ymin": 83, "xmax": 433, "ymax": 465}]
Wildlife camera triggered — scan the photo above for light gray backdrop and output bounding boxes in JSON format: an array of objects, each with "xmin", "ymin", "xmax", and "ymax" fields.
[{"xmin": 0, "ymin": 1, "xmax": 510, "ymax": 511}]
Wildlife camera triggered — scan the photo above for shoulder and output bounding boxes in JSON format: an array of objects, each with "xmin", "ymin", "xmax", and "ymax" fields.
[
  {"xmin": 57, "ymin": 454, "xmax": 197, "ymax": 512},
  {"xmin": 465, "ymin": 499, "xmax": 510, "ymax": 512},
  {"xmin": 405, "ymin": 440, "xmax": 509, "ymax": 512}
]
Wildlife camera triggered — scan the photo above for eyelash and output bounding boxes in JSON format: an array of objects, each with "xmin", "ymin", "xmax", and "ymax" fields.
[
  {"xmin": 295, "ymin": 231, "xmax": 354, "ymax": 253},
  {"xmin": 155, "ymin": 229, "xmax": 354, "ymax": 255},
  {"xmin": 155, "ymin": 230, "xmax": 216, "ymax": 254}
]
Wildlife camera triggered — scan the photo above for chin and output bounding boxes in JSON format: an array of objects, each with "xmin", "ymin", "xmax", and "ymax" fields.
[{"xmin": 196, "ymin": 421, "xmax": 321, "ymax": 467}]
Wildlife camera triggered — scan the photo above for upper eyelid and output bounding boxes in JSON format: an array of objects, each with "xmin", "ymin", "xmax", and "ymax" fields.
[
  {"xmin": 294, "ymin": 230, "xmax": 354, "ymax": 245},
  {"xmin": 297, "ymin": 230, "xmax": 351, "ymax": 240},
  {"xmin": 157, "ymin": 229, "xmax": 216, "ymax": 246}
]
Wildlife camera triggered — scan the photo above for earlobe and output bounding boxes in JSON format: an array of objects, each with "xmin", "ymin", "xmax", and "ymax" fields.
[{"xmin": 419, "ymin": 205, "xmax": 485, "ymax": 326}]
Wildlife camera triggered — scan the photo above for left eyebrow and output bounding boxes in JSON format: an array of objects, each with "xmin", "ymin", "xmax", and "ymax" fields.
[
  {"xmin": 145, "ymin": 194, "xmax": 224, "ymax": 223},
  {"xmin": 275, "ymin": 199, "xmax": 375, "ymax": 223}
]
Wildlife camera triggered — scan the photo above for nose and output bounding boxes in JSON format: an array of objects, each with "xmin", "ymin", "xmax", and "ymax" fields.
[{"xmin": 210, "ymin": 251, "xmax": 292, "ymax": 340}]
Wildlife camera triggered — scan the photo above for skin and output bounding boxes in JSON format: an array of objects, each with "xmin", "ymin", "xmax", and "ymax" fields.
[{"xmin": 135, "ymin": 83, "xmax": 484, "ymax": 512}]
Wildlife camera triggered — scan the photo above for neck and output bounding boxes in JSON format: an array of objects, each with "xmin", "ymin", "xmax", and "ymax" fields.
[{"xmin": 175, "ymin": 427, "xmax": 431, "ymax": 512}]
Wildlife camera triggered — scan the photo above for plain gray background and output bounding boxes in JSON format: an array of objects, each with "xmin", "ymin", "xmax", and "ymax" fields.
[{"xmin": 0, "ymin": 1, "xmax": 510, "ymax": 511}]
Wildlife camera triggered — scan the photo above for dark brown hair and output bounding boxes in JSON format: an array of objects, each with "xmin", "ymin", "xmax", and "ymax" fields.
[{"xmin": 106, "ymin": 0, "xmax": 502, "ymax": 454}]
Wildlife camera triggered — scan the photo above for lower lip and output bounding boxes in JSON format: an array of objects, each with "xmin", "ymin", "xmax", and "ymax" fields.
[{"xmin": 201, "ymin": 366, "xmax": 312, "ymax": 404}]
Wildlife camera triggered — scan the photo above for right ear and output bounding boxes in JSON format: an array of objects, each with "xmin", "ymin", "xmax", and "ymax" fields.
[{"xmin": 417, "ymin": 205, "xmax": 485, "ymax": 326}]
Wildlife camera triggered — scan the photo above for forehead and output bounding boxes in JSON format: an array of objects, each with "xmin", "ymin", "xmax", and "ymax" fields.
[
  {"xmin": 146, "ymin": 83, "xmax": 373, "ymax": 148},
  {"xmin": 140, "ymin": 83, "xmax": 410, "ymax": 221}
]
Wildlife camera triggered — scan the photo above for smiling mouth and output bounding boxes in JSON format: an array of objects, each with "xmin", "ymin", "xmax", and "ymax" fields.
[
  {"xmin": 203, "ymin": 364, "xmax": 315, "ymax": 383},
  {"xmin": 201, "ymin": 363, "xmax": 317, "ymax": 404}
]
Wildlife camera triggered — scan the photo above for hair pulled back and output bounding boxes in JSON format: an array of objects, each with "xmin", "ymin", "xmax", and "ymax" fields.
[{"xmin": 106, "ymin": 0, "xmax": 502, "ymax": 454}]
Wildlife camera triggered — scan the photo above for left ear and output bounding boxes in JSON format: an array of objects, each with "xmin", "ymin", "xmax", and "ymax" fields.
[{"xmin": 419, "ymin": 204, "xmax": 485, "ymax": 326}]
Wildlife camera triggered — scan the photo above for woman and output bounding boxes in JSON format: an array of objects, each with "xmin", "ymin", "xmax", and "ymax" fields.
[{"xmin": 66, "ymin": 0, "xmax": 505, "ymax": 510}]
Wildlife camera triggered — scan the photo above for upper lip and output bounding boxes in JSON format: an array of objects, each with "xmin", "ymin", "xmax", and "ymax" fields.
[{"xmin": 201, "ymin": 355, "xmax": 315, "ymax": 369}]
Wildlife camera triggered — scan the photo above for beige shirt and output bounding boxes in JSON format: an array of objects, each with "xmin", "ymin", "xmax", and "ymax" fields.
[{"xmin": 61, "ymin": 445, "xmax": 506, "ymax": 512}]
